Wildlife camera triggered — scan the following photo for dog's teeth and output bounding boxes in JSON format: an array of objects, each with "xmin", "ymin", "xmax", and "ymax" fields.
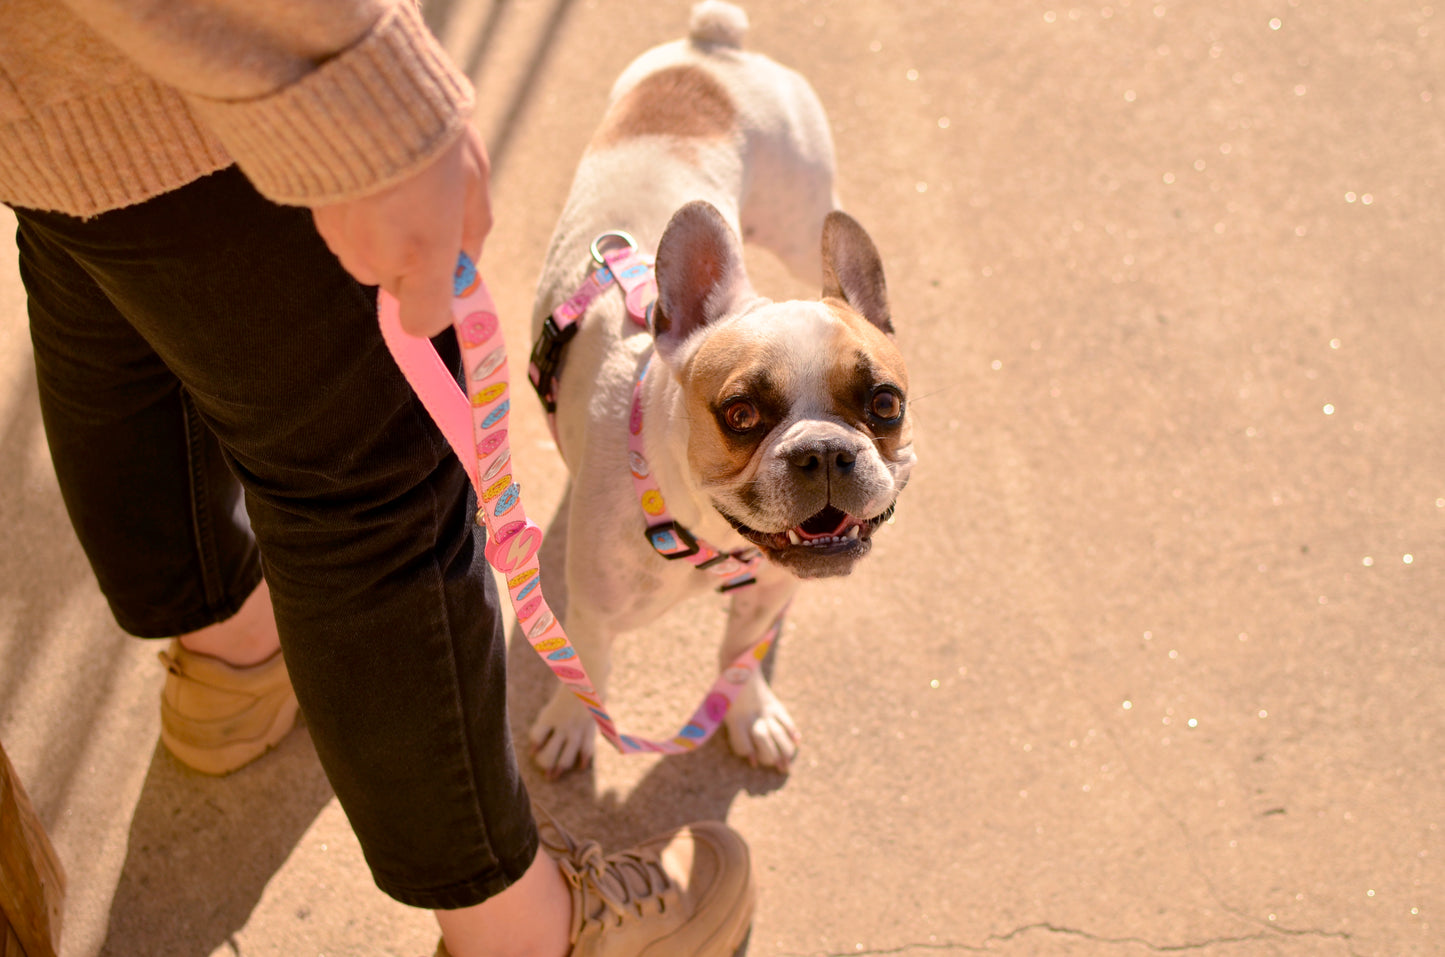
[
  {"xmin": 787, "ymin": 529, "xmax": 802, "ymax": 546},
  {"xmin": 845, "ymin": 526, "xmax": 861, "ymax": 541}
]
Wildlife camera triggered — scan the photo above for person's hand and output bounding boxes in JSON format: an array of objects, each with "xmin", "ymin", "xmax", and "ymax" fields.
[{"xmin": 312, "ymin": 123, "xmax": 491, "ymax": 338}]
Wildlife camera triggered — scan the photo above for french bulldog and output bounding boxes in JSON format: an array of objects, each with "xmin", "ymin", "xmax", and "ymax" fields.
[{"xmin": 527, "ymin": 0, "xmax": 915, "ymax": 775}]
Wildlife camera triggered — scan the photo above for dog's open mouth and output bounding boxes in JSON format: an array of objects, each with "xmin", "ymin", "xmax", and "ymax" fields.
[{"xmin": 723, "ymin": 502, "xmax": 896, "ymax": 555}]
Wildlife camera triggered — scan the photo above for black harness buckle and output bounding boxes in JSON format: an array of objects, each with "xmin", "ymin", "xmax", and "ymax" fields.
[{"xmin": 527, "ymin": 314, "xmax": 579, "ymax": 414}]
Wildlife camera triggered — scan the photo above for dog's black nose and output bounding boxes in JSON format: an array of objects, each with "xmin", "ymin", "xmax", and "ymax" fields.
[{"xmin": 788, "ymin": 444, "xmax": 856, "ymax": 476}]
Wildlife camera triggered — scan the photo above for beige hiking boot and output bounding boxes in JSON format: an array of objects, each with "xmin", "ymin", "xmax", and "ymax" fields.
[
  {"xmin": 435, "ymin": 812, "xmax": 754, "ymax": 957},
  {"xmin": 157, "ymin": 640, "xmax": 299, "ymax": 775},
  {"xmin": 545, "ymin": 813, "xmax": 754, "ymax": 956}
]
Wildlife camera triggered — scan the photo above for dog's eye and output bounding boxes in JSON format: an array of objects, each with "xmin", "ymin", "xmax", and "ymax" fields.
[
  {"xmin": 721, "ymin": 399, "xmax": 762, "ymax": 433},
  {"xmin": 869, "ymin": 386, "xmax": 905, "ymax": 423}
]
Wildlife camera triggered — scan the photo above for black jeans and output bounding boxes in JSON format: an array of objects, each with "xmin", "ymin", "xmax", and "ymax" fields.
[{"xmin": 13, "ymin": 166, "xmax": 537, "ymax": 909}]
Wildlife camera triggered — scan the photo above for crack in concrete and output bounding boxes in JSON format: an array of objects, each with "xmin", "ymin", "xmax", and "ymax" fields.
[
  {"xmin": 989, "ymin": 920, "xmax": 1359, "ymax": 953},
  {"xmin": 1091, "ymin": 718, "xmax": 1367, "ymax": 955},
  {"xmin": 778, "ymin": 919, "xmax": 1361, "ymax": 956}
]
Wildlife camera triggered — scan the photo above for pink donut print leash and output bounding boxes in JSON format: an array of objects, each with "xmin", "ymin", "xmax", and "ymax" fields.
[{"xmin": 377, "ymin": 253, "xmax": 778, "ymax": 756}]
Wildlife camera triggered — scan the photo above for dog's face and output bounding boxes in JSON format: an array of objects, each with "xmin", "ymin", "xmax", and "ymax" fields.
[{"xmin": 652, "ymin": 202, "xmax": 915, "ymax": 579}]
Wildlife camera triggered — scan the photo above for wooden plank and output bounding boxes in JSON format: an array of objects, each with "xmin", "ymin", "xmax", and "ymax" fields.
[
  {"xmin": 2, "ymin": 919, "xmax": 26, "ymax": 957},
  {"xmin": 0, "ymin": 741, "xmax": 65, "ymax": 957}
]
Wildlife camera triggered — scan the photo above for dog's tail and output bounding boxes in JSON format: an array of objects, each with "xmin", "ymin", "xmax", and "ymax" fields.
[{"xmin": 689, "ymin": 1, "xmax": 748, "ymax": 48}]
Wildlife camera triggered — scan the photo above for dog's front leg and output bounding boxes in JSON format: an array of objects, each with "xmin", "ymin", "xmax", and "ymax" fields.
[
  {"xmin": 719, "ymin": 575, "xmax": 802, "ymax": 771},
  {"xmin": 529, "ymin": 607, "xmax": 612, "ymax": 777}
]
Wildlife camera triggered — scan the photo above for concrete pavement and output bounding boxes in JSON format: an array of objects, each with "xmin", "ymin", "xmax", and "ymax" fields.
[{"xmin": 1, "ymin": 1, "xmax": 1441, "ymax": 954}]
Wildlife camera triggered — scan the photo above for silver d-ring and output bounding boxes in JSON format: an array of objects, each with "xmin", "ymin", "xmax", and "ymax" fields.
[{"xmin": 591, "ymin": 230, "xmax": 638, "ymax": 265}]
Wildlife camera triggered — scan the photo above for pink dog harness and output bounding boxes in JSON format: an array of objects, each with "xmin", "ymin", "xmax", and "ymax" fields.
[
  {"xmin": 378, "ymin": 251, "xmax": 780, "ymax": 756},
  {"xmin": 531, "ymin": 232, "xmax": 767, "ymax": 592},
  {"xmin": 527, "ymin": 231, "xmax": 655, "ymax": 420}
]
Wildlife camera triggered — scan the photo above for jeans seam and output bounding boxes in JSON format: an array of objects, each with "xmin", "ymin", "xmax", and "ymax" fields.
[{"xmin": 181, "ymin": 388, "xmax": 227, "ymax": 610}]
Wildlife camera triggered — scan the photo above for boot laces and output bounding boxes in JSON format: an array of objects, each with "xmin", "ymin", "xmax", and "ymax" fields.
[{"xmin": 538, "ymin": 811, "xmax": 676, "ymax": 938}]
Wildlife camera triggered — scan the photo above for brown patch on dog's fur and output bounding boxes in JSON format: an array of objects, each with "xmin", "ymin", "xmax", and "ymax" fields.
[
  {"xmin": 823, "ymin": 302, "xmax": 912, "ymax": 457},
  {"xmin": 683, "ymin": 326, "xmax": 787, "ymax": 484},
  {"xmin": 590, "ymin": 65, "xmax": 737, "ymax": 150}
]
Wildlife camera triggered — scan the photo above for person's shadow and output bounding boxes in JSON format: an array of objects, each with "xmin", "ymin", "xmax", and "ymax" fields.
[{"xmin": 97, "ymin": 722, "xmax": 334, "ymax": 957}]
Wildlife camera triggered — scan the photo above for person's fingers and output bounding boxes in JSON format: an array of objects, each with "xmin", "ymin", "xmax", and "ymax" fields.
[
  {"xmin": 460, "ymin": 188, "xmax": 490, "ymax": 264},
  {"xmin": 395, "ymin": 220, "xmax": 463, "ymax": 337},
  {"xmin": 395, "ymin": 279, "xmax": 453, "ymax": 337},
  {"xmin": 317, "ymin": 199, "xmax": 451, "ymax": 334},
  {"xmin": 459, "ymin": 127, "xmax": 494, "ymax": 262},
  {"xmin": 309, "ymin": 122, "xmax": 493, "ymax": 337}
]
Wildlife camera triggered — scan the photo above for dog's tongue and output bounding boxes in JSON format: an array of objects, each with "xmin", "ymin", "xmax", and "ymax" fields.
[{"xmin": 796, "ymin": 506, "xmax": 852, "ymax": 540}]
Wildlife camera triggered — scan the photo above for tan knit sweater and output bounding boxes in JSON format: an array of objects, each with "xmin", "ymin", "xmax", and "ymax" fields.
[{"xmin": 0, "ymin": 0, "xmax": 474, "ymax": 217}]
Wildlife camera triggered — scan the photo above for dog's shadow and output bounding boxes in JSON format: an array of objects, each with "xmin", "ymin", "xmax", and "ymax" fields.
[{"xmin": 505, "ymin": 484, "xmax": 787, "ymax": 862}]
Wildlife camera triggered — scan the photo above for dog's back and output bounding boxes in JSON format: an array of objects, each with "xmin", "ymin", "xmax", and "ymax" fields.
[
  {"xmin": 605, "ymin": 2, "xmax": 838, "ymax": 281},
  {"xmin": 533, "ymin": 2, "xmax": 838, "ymax": 338}
]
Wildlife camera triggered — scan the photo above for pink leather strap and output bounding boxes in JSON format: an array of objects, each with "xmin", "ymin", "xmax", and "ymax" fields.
[{"xmin": 376, "ymin": 299, "xmax": 480, "ymax": 493}]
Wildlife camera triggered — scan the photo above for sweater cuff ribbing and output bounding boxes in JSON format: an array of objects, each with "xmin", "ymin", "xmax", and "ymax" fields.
[{"xmin": 186, "ymin": 2, "xmax": 474, "ymax": 206}]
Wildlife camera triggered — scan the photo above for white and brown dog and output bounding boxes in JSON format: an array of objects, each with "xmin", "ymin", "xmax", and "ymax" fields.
[{"xmin": 527, "ymin": 1, "xmax": 914, "ymax": 775}]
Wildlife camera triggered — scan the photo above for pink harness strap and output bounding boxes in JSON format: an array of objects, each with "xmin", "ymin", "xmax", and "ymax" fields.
[
  {"xmin": 528, "ymin": 234, "xmax": 656, "ymax": 441},
  {"xmin": 377, "ymin": 253, "xmax": 779, "ymax": 756},
  {"xmin": 629, "ymin": 359, "xmax": 765, "ymax": 591}
]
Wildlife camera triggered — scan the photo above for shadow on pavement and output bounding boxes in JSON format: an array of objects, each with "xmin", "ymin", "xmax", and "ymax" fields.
[
  {"xmin": 97, "ymin": 727, "xmax": 333, "ymax": 957},
  {"xmin": 0, "ymin": 370, "xmax": 132, "ymax": 823},
  {"xmin": 423, "ymin": 0, "xmax": 579, "ymax": 176}
]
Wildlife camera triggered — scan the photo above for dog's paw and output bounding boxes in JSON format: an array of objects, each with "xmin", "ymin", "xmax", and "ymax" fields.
[
  {"xmin": 723, "ymin": 674, "xmax": 801, "ymax": 772},
  {"xmin": 529, "ymin": 687, "xmax": 598, "ymax": 778}
]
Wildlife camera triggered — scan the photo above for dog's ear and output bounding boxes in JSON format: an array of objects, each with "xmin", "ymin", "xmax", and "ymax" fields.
[
  {"xmin": 822, "ymin": 210, "xmax": 892, "ymax": 335},
  {"xmin": 652, "ymin": 200, "xmax": 755, "ymax": 367}
]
